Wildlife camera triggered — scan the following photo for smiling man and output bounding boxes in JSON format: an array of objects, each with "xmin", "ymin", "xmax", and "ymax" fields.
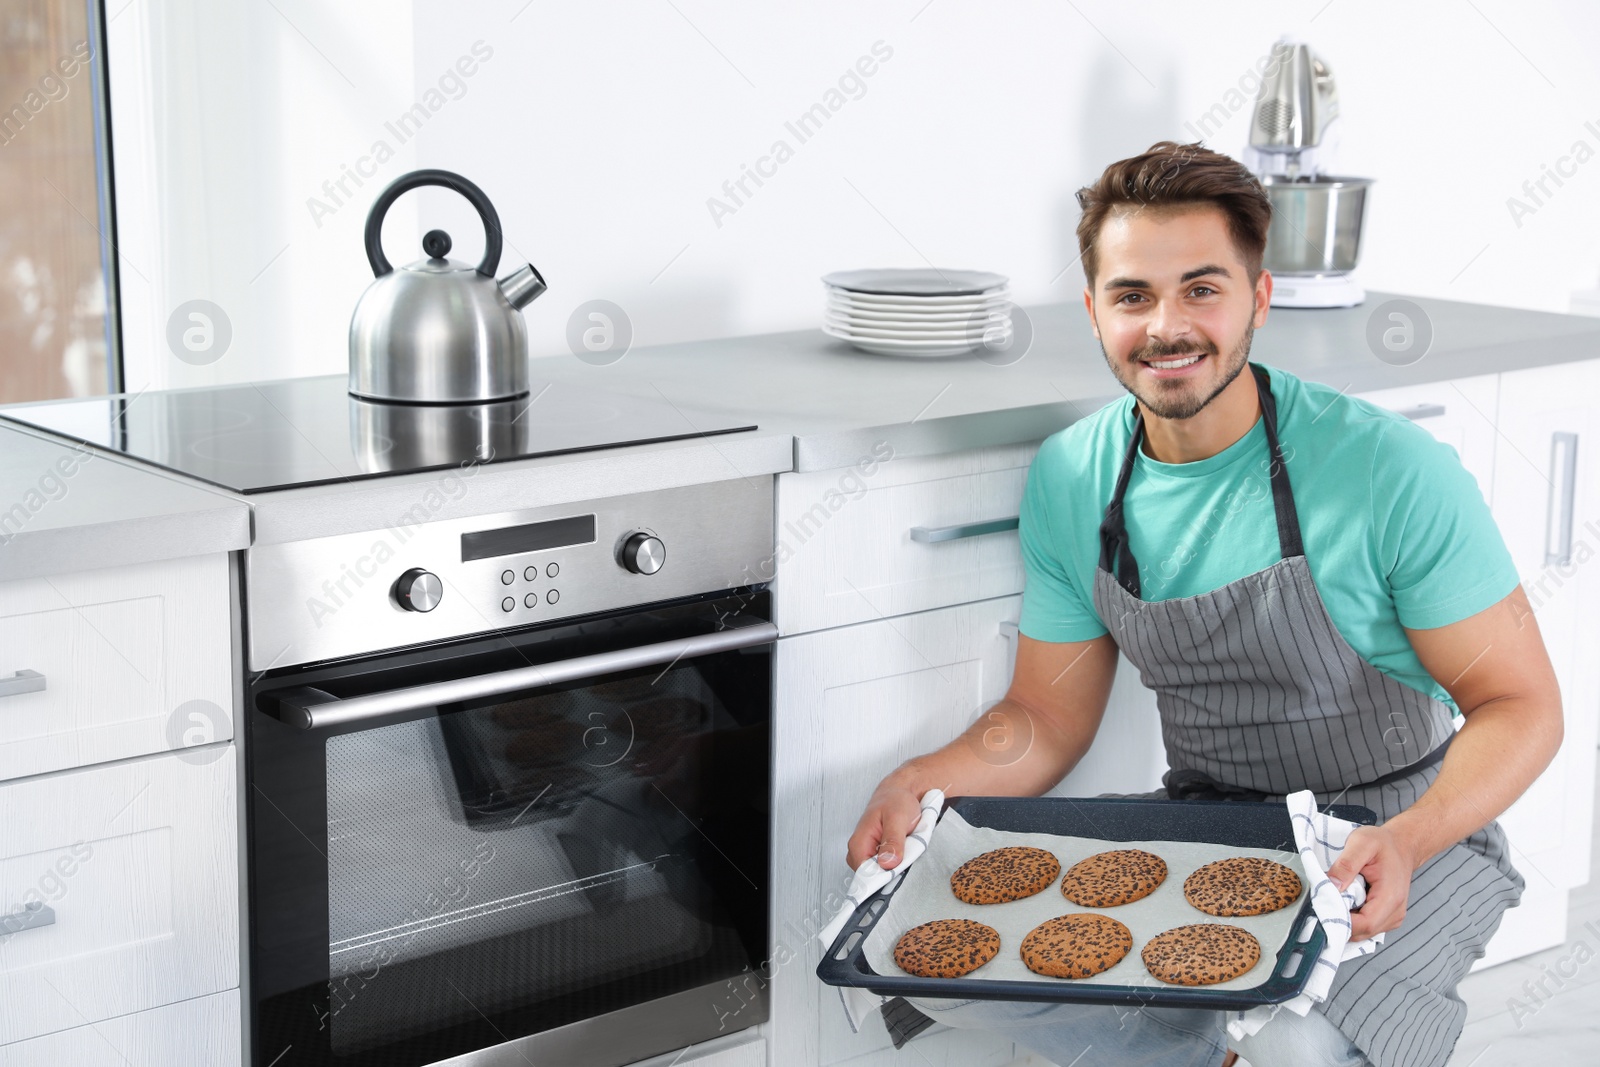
[{"xmin": 846, "ymin": 142, "xmax": 1564, "ymax": 1067}]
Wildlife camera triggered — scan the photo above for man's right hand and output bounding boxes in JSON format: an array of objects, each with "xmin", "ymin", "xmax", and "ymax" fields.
[
  {"xmin": 846, "ymin": 776, "xmax": 925, "ymax": 870},
  {"xmin": 839, "ymin": 632, "xmax": 1121, "ymax": 873}
]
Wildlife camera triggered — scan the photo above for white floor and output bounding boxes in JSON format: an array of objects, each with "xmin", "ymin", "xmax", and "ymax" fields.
[{"xmin": 999, "ymin": 773, "xmax": 1600, "ymax": 1067}]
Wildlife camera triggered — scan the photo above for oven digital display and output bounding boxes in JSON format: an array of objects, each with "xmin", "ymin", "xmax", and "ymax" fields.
[{"xmin": 460, "ymin": 514, "xmax": 596, "ymax": 562}]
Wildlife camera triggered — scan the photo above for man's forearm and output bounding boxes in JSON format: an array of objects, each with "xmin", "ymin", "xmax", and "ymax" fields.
[
  {"xmin": 884, "ymin": 696, "xmax": 1100, "ymax": 799},
  {"xmin": 1385, "ymin": 695, "xmax": 1563, "ymax": 869}
]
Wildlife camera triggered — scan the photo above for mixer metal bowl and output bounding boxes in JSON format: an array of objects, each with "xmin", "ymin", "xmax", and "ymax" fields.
[{"xmin": 1260, "ymin": 175, "xmax": 1373, "ymax": 275}]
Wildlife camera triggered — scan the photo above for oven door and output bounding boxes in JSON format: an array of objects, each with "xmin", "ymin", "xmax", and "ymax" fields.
[{"xmin": 248, "ymin": 589, "xmax": 772, "ymax": 1067}]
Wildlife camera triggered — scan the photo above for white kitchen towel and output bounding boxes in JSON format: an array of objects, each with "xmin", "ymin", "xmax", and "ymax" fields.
[
  {"xmin": 818, "ymin": 788, "xmax": 945, "ymax": 1033},
  {"xmin": 1226, "ymin": 790, "xmax": 1386, "ymax": 1041}
]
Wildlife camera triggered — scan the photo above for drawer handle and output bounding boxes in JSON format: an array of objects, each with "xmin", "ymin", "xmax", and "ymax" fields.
[
  {"xmin": 0, "ymin": 669, "xmax": 46, "ymax": 699},
  {"xmin": 1395, "ymin": 403, "xmax": 1446, "ymax": 421},
  {"xmin": 909, "ymin": 516, "xmax": 1020, "ymax": 543},
  {"xmin": 1, "ymin": 900, "xmax": 56, "ymax": 935}
]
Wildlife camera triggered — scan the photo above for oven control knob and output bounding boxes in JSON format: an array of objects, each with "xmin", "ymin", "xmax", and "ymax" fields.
[
  {"xmin": 621, "ymin": 532, "xmax": 666, "ymax": 575},
  {"xmin": 394, "ymin": 568, "xmax": 444, "ymax": 612}
]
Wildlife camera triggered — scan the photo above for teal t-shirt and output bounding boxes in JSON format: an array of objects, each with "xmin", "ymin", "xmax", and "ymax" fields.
[{"xmin": 1017, "ymin": 362, "xmax": 1520, "ymax": 709}]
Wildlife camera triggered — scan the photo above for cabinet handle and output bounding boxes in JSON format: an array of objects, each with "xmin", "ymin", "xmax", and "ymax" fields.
[
  {"xmin": 1545, "ymin": 432, "xmax": 1579, "ymax": 567},
  {"xmin": 1, "ymin": 901, "xmax": 56, "ymax": 936},
  {"xmin": 910, "ymin": 516, "xmax": 1020, "ymax": 543},
  {"xmin": 1395, "ymin": 403, "xmax": 1446, "ymax": 421},
  {"xmin": 0, "ymin": 669, "xmax": 45, "ymax": 699}
]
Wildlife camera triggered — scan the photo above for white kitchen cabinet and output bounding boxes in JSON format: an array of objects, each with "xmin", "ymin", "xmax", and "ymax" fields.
[
  {"xmin": 0, "ymin": 553, "xmax": 233, "ymax": 782},
  {"xmin": 0, "ymin": 988, "xmax": 239, "ymax": 1067},
  {"xmin": 771, "ymin": 596, "xmax": 1025, "ymax": 1067},
  {"xmin": 0, "ymin": 748, "xmax": 239, "ymax": 1047},
  {"xmin": 774, "ymin": 442, "xmax": 1038, "ymax": 636},
  {"xmin": 1476, "ymin": 359, "xmax": 1600, "ymax": 966}
]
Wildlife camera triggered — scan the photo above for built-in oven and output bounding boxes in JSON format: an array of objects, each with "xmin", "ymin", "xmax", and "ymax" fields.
[{"xmin": 243, "ymin": 477, "xmax": 776, "ymax": 1067}]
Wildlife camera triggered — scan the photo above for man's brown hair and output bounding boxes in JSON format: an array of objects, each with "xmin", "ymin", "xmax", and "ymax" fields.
[{"xmin": 1075, "ymin": 141, "xmax": 1272, "ymax": 289}]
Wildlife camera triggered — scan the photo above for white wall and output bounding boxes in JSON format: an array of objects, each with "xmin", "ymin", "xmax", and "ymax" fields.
[{"xmin": 114, "ymin": 0, "xmax": 1600, "ymax": 388}]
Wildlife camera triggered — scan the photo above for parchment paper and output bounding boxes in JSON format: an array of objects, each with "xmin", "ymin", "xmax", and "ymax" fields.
[{"xmin": 860, "ymin": 810, "xmax": 1313, "ymax": 993}]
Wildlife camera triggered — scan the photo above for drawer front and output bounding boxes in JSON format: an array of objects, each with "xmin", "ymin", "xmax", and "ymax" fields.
[
  {"xmin": 0, "ymin": 749, "xmax": 238, "ymax": 1045},
  {"xmin": 0, "ymin": 554, "xmax": 232, "ymax": 781},
  {"xmin": 0, "ymin": 988, "xmax": 239, "ymax": 1066},
  {"xmin": 774, "ymin": 443, "xmax": 1040, "ymax": 635}
]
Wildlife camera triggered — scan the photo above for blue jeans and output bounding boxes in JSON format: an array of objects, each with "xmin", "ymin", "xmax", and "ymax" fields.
[{"xmin": 903, "ymin": 995, "xmax": 1372, "ymax": 1067}]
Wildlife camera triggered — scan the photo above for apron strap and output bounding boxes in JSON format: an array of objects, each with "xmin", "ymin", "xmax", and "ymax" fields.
[
  {"xmin": 1097, "ymin": 413, "xmax": 1149, "ymax": 597},
  {"xmin": 1098, "ymin": 363, "xmax": 1304, "ymax": 598},
  {"xmin": 1252, "ymin": 363, "xmax": 1305, "ymax": 559}
]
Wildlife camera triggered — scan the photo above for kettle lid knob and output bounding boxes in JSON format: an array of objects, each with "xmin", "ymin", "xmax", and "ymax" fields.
[{"xmin": 422, "ymin": 230, "xmax": 452, "ymax": 261}]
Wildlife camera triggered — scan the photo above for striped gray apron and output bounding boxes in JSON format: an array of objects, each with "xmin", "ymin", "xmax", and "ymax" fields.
[{"xmin": 1090, "ymin": 364, "xmax": 1523, "ymax": 1067}]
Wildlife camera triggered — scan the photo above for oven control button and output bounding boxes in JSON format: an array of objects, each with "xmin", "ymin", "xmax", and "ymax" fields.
[
  {"xmin": 501, "ymin": 597, "xmax": 515, "ymax": 613},
  {"xmin": 620, "ymin": 532, "xmax": 666, "ymax": 575},
  {"xmin": 394, "ymin": 568, "xmax": 444, "ymax": 612}
]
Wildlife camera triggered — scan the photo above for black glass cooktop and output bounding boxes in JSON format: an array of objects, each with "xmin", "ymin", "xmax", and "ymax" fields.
[{"xmin": 0, "ymin": 375, "xmax": 758, "ymax": 494}]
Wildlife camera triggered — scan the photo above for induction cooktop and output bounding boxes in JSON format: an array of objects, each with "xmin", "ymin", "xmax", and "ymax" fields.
[{"xmin": 0, "ymin": 375, "xmax": 758, "ymax": 494}]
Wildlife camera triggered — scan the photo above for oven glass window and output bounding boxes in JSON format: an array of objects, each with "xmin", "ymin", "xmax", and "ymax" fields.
[{"xmin": 318, "ymin": 658, "xmax": 768, "ymax": 1056}]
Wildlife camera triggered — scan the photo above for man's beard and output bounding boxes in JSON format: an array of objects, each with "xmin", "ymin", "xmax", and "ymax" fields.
[{"xmin": 1101, "ymin": 323, "xmax": 1254, "ymax": 420}]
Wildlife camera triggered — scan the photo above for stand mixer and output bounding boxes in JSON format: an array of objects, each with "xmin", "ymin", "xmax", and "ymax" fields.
[{"xmin": 1243, "ymin": 38, "xmax": 1373, "ymax": 308}]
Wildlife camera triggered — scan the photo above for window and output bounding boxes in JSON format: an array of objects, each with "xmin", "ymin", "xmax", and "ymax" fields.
[{"xmin": 0, "ymin": 0, "xmax": 120, "ymax": 404}]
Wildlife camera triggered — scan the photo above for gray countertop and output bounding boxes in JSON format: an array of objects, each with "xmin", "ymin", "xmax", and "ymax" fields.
[
  {"xmin": 525, "ymin": 290, "xmax": 1600, "ymax": 470},
  {"xmin": 5, "ymin": 289, "xmax": 1599, "ymax": 574},
  {"xmin": 0, "ymin": 423, "xmax": 250, "ymax": 582}
]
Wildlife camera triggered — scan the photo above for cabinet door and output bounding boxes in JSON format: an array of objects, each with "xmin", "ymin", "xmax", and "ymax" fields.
[
  {"xmin": 1489, "ymin": 362, "xmax": 1600, "ymax": 904},
  {"xmin": 0, "ymin": 749, "xmax": 239, "ymax": 1045},
  {"xmin": 1351, "ymin": 373, "xmax": 1499, "ymax": 501},
  {"xmin": 771, "ymin": 597, "xmax": 1023, "ymax": 1067}
]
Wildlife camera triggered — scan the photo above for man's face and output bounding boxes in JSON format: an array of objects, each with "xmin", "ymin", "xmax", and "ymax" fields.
[{"xmin": 1084, "ymin": 205, "xmax": 1271, "ymax": 420}]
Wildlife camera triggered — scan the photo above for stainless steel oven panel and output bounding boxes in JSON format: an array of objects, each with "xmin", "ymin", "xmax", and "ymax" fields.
[
  {"xmin": 428, "ymin": 978, "xmax": 765, "ymax": 1066},
  {"xmin": 245, "ymin": 476, "xmax": 773, "ymax": 669}
]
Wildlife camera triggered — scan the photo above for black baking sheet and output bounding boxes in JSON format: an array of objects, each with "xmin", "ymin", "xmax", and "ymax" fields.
[{"xmin": 816, "ymin": 795, "xmax": 1377, "ymax": 1010}]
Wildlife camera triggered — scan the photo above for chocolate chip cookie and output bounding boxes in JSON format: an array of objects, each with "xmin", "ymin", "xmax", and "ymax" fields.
[
  {"xmin": 1060, "ymin": 848, "xmax": 1168, "ymax": 907},
  {"xmin": 1141, "ymin": 923, "xmax": 1262, "ymax": 986},
  {"xmin": 950, "ymin": 846, "xmax": 1062, "ymax": 905},
  {"xmin": 1183, "ymin": 857, "xmax": 1304, "ymax": 917},
  {"xmin": 893, "ymin": 918, "xmax": 1002, "ymax": 978},
  {"xmin": 1019, "ymin": 913, "xmax": 1134, "ymax": 978}
]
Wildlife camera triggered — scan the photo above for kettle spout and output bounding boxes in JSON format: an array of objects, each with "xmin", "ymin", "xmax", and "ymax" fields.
[{"xmin": 499, "ymin": 264, "xmax": 547, "ymax": 311}]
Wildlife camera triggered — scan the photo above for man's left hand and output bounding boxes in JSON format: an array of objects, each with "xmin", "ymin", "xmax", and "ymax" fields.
[{"xmin": 1325, "ymin": 824, "xmax": 1417, "ymax": 941}]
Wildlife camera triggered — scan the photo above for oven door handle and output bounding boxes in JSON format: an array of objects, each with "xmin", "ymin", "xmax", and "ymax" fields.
[{"xmin": 271, "ymin": 620, "xmax": 778, "ymax": 731}]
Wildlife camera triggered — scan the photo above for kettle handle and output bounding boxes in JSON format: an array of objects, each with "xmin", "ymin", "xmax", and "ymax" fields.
[{"xmin": 363, "ymin": 169, "xmax": 503, "ymax": 279}]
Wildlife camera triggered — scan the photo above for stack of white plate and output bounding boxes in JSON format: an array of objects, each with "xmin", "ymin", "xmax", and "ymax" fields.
[{"xmin": 822, "ymin": 269, "xmax": 1012, "ymax": 356}]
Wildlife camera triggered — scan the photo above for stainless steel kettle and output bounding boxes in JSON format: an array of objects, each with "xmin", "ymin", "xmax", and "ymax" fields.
[{"xmin": 349, "ymin": 169, "xmax": 546, "ymax": 404}]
